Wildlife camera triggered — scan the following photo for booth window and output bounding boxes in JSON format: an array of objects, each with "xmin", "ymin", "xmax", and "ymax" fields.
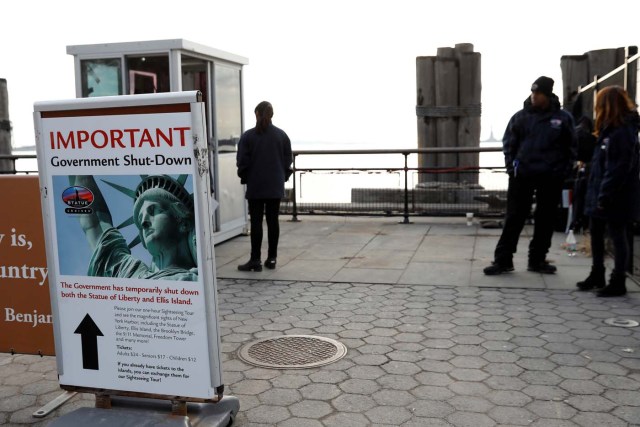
[
  {"xmin": 127, "ymin": 55, "xmax": 170, "ymax": 94},
  {"xmin": 215, "ymin": 64, "xmax": 242, "ymax": 152},
  {"xmin": 182, "ymin": 55, "xmax": 208, "ymax": 101},
  {"xmin": 182, "ymin": 55, "xmax": 210, "ymax": 130},
  {"xmin": 81, "ymin": 59, "xmax": 122, "ymax": 97}
]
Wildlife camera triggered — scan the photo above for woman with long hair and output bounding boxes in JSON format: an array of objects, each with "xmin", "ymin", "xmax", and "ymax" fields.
[
  {"xmin": 236, "ymin": 101, "xmax": 292, "ymax": 271},
  {"xmin": 577, "ymin": 86, "xmax": 640, "ymax": 297}
]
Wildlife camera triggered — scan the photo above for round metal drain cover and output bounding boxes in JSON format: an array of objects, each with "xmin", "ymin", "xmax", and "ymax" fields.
[
  {"xmin": 238, "ymin": 335, "xmax": 347, "ymax": 369},
  {"xmin": 604, "ymin": 318, "xmax": 639, "ymax": 328}
]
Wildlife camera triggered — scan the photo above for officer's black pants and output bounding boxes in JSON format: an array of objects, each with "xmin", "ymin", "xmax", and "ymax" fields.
[{"xmin": 494, "ymin": 176, "xmax": 564, "ymax": 266}]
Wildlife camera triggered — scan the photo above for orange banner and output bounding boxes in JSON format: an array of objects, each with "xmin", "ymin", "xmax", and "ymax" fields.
[{"xmin": 0, "ymin": 175, "xmax": 54, "ymax": 355}]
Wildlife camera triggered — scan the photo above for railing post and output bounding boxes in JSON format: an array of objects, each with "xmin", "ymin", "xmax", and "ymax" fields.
[
  {"xmin": 290, "ymin": 153, "xmax": 300, "ymax": 222},
  {"xmin": 592, "ymin": 74, "xmax": 599, "ymax": 118},
  {"xmin": 627, "ymin": 224, "xmax": 634, "ymax": 275},
  {"xmin": 624, "ymin": 46, "xmax": 630, "ymax": 92},
  {"xmin": 400, "ymin": 152, "xmax": 411, "ymax": 224}
]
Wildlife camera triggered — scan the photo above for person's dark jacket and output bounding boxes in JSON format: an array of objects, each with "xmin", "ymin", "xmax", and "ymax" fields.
[
  {"xmin": 236, "ymin": 123, "xmax": 293, "ymax": 199},
  {"xmin": 575, "ymin": 117, "xmax": 597, "ymax": 163},
  {"xmin": 584, "ymin": 112, "xmax": 640, "ymax": 221},
  {"xmin": 503, "ymin": 94, "xmax": 577, "ymax": 179}
]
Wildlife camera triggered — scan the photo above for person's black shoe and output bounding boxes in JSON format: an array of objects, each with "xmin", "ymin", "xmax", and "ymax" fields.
[
  {"xmin": 527, "ymin": 260, "xmax": 557, "ymax": 274},
  {"xmin": 597, "ymin": 270, "xmax": 627, "ymax": 297},
  {"xmin": 576, "ymin": 266, "xmax": 605, "ymax": 291},
  {"xmin": 597, "ymin": 286, "xmax": 627, "ymax": 297},
  {"xmin": 264, "ymin": 257, "xmax": 277, "ymax": 270},
  {"xmin": 238, "ymin": 259, "xmax": 262, "ymax": 272},
  {"xmin": 483, "ymin": 262, "xmax": 514, "ymax": 275}
]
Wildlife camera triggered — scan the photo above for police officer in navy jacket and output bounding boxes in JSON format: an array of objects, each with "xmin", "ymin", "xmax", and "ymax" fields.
[{"xmin": 485, "ymin": 76, "xmax": 577, "ymax": 275}]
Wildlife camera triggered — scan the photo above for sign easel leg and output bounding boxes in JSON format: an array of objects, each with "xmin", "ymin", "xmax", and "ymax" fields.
[{"xmin": 32, "ymin": 391, "xmax": 77, "ymax": 418}]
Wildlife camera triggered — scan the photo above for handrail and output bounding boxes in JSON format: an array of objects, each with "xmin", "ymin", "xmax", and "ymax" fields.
[
  {"xmin": 0, "ymin": 154, "xmax": 37, "ymax": 159},
  {"xmin": 289, "ymin": 146, "xmax": 506, "ymax": 222},
  {"xmin": 577, "ymin": 49, "xmax": 639, "ymax": 94},
  {"xmin": 1, "ymin": 148, "xmax": 508, "ymax": 222},
  {"xmin": 0, "ymin": 154, "xmax": 38, "ymax": 175},
  {"xmin": 293, "ymin": 147, "xmax": 502, "ymax": 155}
]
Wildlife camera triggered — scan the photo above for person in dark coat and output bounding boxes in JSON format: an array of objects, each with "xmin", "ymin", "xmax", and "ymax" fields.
[
  {"xmin": 576, "ymin": 86, "xmax": 640, "ymax": 297},
  {"xmin": 484, "ymin": 76, "xmax": 577, "ymax": 275},
  {"xmin": 571, "ymin": 116, "xmax": 597, "ymax": 232},
  {"xmin": 236, "ymin": 101, "xmax": 293, "ymax": 272}
]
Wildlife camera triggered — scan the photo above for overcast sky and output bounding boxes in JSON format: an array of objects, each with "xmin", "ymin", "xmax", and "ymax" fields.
[{"xmin": 2, "ymin": 0, "xmax": 638, "ymax": 149}]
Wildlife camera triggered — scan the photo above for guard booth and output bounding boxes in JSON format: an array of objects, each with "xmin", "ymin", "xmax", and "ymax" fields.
[{"xmin": 66, "ymin": 39, "xmax": 249, "ymax": 244}]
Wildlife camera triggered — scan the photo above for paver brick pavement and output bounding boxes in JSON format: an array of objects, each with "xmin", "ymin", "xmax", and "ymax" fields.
[{"xmin": 1, "ymin": 277, "xmax": 639, "ymax": 426}]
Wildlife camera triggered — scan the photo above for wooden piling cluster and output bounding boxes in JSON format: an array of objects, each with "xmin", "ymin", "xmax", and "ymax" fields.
[
  {"xmin": 0, "ymin": 79, "xmax": 12, "ymax": 173},
  {"xmin": 561, "ymin": 46, "xmax": 638, "ymax": 121},
  {"xmin": 416, "ymin": 43, "xmax": 481, "ymax": 185}
]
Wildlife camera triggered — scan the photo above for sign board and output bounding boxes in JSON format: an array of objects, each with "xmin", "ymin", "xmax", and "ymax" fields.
[
  {"xmin": 0, "ymin": 175, "xmax": 54, "ymax": 355},
  {"xmin": 33, "ymin": 91, "xmax": 222, "ymax": 400}
]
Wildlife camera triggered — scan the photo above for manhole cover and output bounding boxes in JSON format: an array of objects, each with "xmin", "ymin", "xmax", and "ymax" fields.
[
  {"xmin": 604, "ymin": 318, "xmax": 639, "ymax": 328},
  {"xmin": 238, "ymin": 335, "xmax": 347, "ymax": 369}
]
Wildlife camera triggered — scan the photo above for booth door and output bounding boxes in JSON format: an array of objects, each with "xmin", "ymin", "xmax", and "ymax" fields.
[{"xmin": 213, "ymin": 63, "xmax": 246, "ymax": 237}]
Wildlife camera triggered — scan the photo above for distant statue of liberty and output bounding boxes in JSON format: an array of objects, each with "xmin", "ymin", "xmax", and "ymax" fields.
[{"xmin": 69, "ymin": 175, "xmax": 197, "ymax": 281}]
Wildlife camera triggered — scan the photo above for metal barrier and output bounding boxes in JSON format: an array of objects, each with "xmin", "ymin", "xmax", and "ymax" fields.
[
  {"xmin": 3, "ymin": 148, "xmax": 509, "ymax": 221},
  {"xmin": 9, "ymin": 148, "xmax": 640, "ymax": 279},
  {"xmin": 576, "ymin": 47, "xmax": 640, "ymax": 115},
  {"xmin": 283, "ymin": 147, "xmax": 507, "ymax": 221},
  {"xmin": 0, "ymin": 154, "xmax": 37, "ymax": 175}
]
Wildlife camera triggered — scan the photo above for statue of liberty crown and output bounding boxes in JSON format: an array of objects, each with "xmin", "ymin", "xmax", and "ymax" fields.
[
  {"xmin": 101, "ymin": 174, "xmax": 193, "ymax": 249},
  {"xmin": 134, "ymin": 175, "xmax": 193, "ymax": 211}
]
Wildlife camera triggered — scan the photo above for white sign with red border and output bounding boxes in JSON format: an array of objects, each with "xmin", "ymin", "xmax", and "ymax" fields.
[{"xmin": 33, "ymin": 91, "xmax": 222, "ymax": 399}]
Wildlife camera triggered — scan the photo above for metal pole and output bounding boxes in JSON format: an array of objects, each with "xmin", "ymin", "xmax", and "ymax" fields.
[
  {"xmin": 290, "ymin": 153, "xmax": 299, "ymax": 222},
  {"xmin": 592, "ymin": 75, "xmax": 600, "ymax": 118},
  {"xmin": 624, "ymin": 47, "xmax": 629, "ymax": 92},
  {"xmin": 628, "ymin": 225, "xmax": 634, "ymax": 275},
  {"xmin": 400, "ymin": 152, "xmax": 411, "ymax": 224}
]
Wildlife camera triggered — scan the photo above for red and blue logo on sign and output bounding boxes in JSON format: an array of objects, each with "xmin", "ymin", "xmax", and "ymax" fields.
[{"xmin": 62, "ymin": 186, "xmax": 94, "ymax": 209}]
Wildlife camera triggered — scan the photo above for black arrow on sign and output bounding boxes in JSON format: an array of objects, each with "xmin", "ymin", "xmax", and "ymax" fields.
[{"xmin": 74, "ymin": 314, "xmax": 104, "ymax": 370}]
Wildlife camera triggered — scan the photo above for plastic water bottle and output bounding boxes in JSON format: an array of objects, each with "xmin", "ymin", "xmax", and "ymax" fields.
[{"xmin": 565, "ymin": 230, "xmax": 577, "ymax": 256}]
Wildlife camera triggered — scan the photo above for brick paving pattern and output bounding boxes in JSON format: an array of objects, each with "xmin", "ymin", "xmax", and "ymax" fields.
[
  {"xmin": 218, "ymin": 279, "xmax": 640, "ymax": 426},
  {"xmin": 1, "ymin": 217, "xmax": 639, "ymax": 426},
  {"xmin": 5, "ymin": 279, "xmax": 638, "ymax": 426}
]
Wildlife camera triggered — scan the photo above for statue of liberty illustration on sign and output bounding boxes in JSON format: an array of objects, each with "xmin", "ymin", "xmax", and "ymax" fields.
[{"xmin": 55, "ymin": 174, "xmax": 197, "ymax": 281}]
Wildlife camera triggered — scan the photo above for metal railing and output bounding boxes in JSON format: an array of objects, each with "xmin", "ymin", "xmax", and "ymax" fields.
[
  {"xmin": 6, "ymin": 148, "xmax": 640, "ymax": 279},
  {"xmin": 0, "ymin": 154, "xmax": 38, "ymax": 175},
  {"xmin": 2, "ymin": 148, "xmax": 509, "ymax": 222},
  {"xmin": 576, "ymin": 46, "xmax": 640, "ymax": 114},
  {"xmin": 284, "ymin": 146, "xmax": 507, "ymax": 222}
]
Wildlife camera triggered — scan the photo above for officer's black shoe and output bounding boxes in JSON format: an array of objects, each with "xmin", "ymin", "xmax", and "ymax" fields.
[
  {"xmin": 527, "ymin": 260, "xmax": 557, "ymax": 274},
  {"xmin": 483, "ymin": 262, "xmax": 514, "ymax": 276}
]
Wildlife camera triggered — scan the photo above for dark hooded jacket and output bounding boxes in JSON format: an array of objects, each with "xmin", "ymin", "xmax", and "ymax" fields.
[
  {"xmin": 503, "ymin": 94, "xmax": 577, "ymax": 179},
  {"xmin": 236, "ymin": 123, "xmax": 293, "ymax": 199},
  {"xmin": 584, "ymin": 112, "xmax": 640, "ymax": 221}
]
